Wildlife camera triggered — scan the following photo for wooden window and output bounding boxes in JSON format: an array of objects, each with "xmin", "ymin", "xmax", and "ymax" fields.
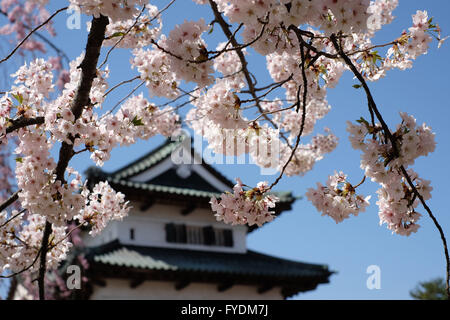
[
  {"xmin": 166, "ymin": 223, "xmax": 233, "ymax": 247},
  {"xmin": 165, "ymin": 223, "xmax": 176, "ymax": 242},
  {"xmin": 223, "ymin": 229, "xmax": 233, "ymax": 247},
  {"xmin": 202, "ymin": 226, "xmax": 215, "ymax": 245}
]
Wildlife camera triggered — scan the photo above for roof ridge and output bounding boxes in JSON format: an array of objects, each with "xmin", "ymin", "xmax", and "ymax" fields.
[{"xmin": 109, "ymin": 138, "xmax": 178, "ymax": 179}]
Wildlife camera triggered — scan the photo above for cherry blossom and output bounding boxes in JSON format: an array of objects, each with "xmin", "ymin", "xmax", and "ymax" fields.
[
  {"xmin": 0, "ymin": 0, "xmax": 448, "ymax": 298},
  {"xmin": 306, "ymin": 171, "xmax": 371, "ymax": 224},
  {"xmin": 210, "ymin": 179, "xmax": 279, "ymax": 227}
]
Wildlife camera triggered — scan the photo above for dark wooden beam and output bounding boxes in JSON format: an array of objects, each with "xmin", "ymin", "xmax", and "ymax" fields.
[
  {"xmin": 257, "ymin": 284, "xmax": 274, "ymax": 294},
  {"xmin": 6, "ymin": 276, "xmax": 17, "ymax": 300},
  {"xmin": 140, "ymin": 198, "xmax": 155, "ymax": 211},
  {"xmin": 175, "ymin": 280, "xmax": 191, "ymax": 291},
  {"xmin": 130, "ymin": 278, "xmax": 145, "ymax": 289},
  {"xmin": 180, "ymin": 204, "xmax": 196, "ymax": 216},
  {"xmin": 217, "ymin": 282, "xmax": 234, "ymax": 292}
]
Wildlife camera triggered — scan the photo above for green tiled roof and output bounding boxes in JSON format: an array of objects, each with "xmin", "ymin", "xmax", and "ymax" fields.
[
  {"xmin": 107, "ymin": 178, "xmax": 295, "ymax": 203},
  {"xmin": 107, "ymin": 178, "xmax": 220, "ymax": 199},
  {"xmin": 111, "ymin": 140, "xmax": 182, "ymax": 180},
  {"xmin": 108, "ymin": 135, "xmax": 234, "ymax": 190},
  {"xmin": 88, "ymin": 240, "xmax": 332, "ymax": 279}
]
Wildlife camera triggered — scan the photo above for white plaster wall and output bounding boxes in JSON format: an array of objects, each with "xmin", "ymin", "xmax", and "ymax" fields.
[
  {"xmin": 82, "ymin": 222, "xmax": 118, "ymax": 247},
  {"xmin": 90, "ymin": 279, "xmax": 283, "ymax": 300},
  {"xmin": 82, "ymin": 203, "xmax": 247, "ymax": 253}
]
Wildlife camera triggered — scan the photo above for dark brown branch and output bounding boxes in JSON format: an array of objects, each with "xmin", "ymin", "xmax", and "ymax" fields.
[
  {"xmin": 288, "ymin": 25, "xmax": 338, "ymax": 60},
  {"xmin": 208, "ymin": 1, "xmax": 284, "ymax": 135},
  {"xmin": 37, "ymin": 221, "xmax": 52, "ymax": 300},
  {"xmin": 54, "ymin": 15, "xmax": 109, "ymax": 182},
  {"xmin": 269, "ymin": 31, "xmax": 309, "ymax": 189},
  {"xmin": 0, "ymin": 190, "xmax": 19, "ymax": 212},
  {"xmin": 270, "ymin": 83, "xmax": 305, "ymax": 189},
  {"xmin": 6, "ymin": 276, "xmax": 17, "ymax": 300},
  {"xmin": 5, "ymin": 117, "xmax": 45, "ymax": 135},
  {"xmin": 150, "ymin": 39, "xmax": 183, "ymax": 60},
  {"xmin": 37, "ymin": 14, "xmax": 109, "ymax": 301},
  {"xmin": 330, "ymin": 33, "xmax": 450, "ymax": 299}
]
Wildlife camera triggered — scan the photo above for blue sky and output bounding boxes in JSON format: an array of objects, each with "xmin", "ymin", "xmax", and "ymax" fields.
[{"xmin": 2, "ymin": 0, "xmax": 450, "ymax": 299}]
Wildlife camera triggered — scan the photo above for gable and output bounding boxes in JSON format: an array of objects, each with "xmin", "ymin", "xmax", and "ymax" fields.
[
  {"xmin": 144, "ymin": 167, "xmax": 222, "ymax": 193},
  {"xmin": 108, "ymin": 135, "xmax": 234, "ymax": 194}
]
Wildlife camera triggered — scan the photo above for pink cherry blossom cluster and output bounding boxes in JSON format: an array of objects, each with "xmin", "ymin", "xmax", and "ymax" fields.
[
  {"xmin": 92, "ymin": 94, "xmax": 180, "ymax": 166},
  {"xmin": 187, "ymin": 87, "xmax": 337, "ymax": 177},
  {"xmin": 213, "ymin": 42, "xmax": 245, "ymax": 84},
  {"xmin": 247, "ymin": 124, "xmax": 282, "ymax": 170},
  {"xmin": 131, "ymin": 18, "xmax": 216, "ymax": 97},
  {"xmin": 376, "ymin": 169, "xmax": 431, "ymax": 236},
  {"xmin": 0, "ymin": 211, "xmax": 71, "ymax": 273},
  {"xmin": 205, "ymin": 0, "xmax": 398, "ymax": 57},
  {"xmin": 0, "ymin": 0, "xmax": 54, "ymax": 53},
  {"xmin": 346, "ymin": 112, "xmax": 435, "ymax": 235},
  {"xmin": 68, "ymin": 0, "xmax": 149, "ymax": 22},
  {"xmin": 306, "ymin": 171, "xmax": 371, "ymax": 223},
  {"xmin": 258, "ymin": 98, "xmax": 338, "ymax": 176},
  {"xmin": 0, "ymin": 143, "xmax": 14, "ymax": 204},
  {"xmin": 131, "ymin": 48, "xmax": 180, "ymax": 99},
  {"xmin": 191, "ymin": 78, "xmax": 247, "ymax": 130},
  {"xmin": 76, "ymin": 181, "xmax": 129, "ymax": 236},
  {"xmin": 210, "ymin": 179, "xmax": 279, "ymax": 227},
  {"xmin": 0, "ymin": 0, "xmax": 445, "ymax": 285},
  {"xmin": 15, "ymin": 129, "xmax": 84, "ymax": 226},
  {"xmin": 347, "ymin": 10, "xmax": 438, "ymax": 81},
  {"xmin": 22, "ymin": 55, "xmax": 180, "ymax": 166},
  {"xmin": 384, "ymin": 10, "xmax": 434, "ymax": 72},
  {"xmin": 0, "ymin": 51, "xmax": 181, "ymax": 272},
  {"xmin": 278, "ymin": 130, "xmax": 338, "ymax": 177},
  {"xmin": 157, "ymin": 19, "xmax": 214, "ymax": 87},
  {"xmin": 187, "ymin": 109, "xmax": 283, "ymax": 170},
  {"xmin": 102, "ymin": 5, "xmax": 162, "ymax": 48},
  {"xmin": 348, "ymin": 112, "xmax": 435, "ymax": 173}
]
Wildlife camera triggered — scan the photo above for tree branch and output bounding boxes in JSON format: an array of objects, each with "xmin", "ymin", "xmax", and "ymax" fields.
[
  {"xmin": 330, "ymin": 33, "xmax": 450, "ymax": 300},
  {"xmin": 0, "ymin": 7, "xmax": 68, "ymax": 65},
  {"xmin": 0, "ymin": 10, "xmax": 70, "ymax": 65},
  {"xmin": 5, "ymin": 117, "xmax": 45, "ymax": 135},
  {"xmin": 37, "ymin": 221, "xmax": 51, "ymax": 300},
  {"xmin": 0, "ymin": 190, "xmax": 19, "ymax": 212},
  {"xmin": 37, "ymin": 14, "xmax": 109, "ymax": 300}
]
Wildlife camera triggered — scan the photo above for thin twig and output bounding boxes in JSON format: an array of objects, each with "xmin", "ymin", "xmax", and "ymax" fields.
[
  {"xmin": 102, "ymin": 76, "xmax": 140, "ymax": 98},
  {"xmin": 0, "ymin": 247, "xmax": 42, "ymax": 279},
  {"xmin": 0, "ymin": 9, "xmax": 70, "ymax": 65},
  {"xmin": 0, "ymin": 208, "xmax": 26, "ymax": 229},
  {"xmin": 0, "ymin": 7, "xmax": 68, "ymax": 65},
  {"xmin": 99, "ymin": 6, "xmax": 146, "ymax": 69},
  {"xmin": 0, "ymin": 190, "xmax": 20, "ymax": 212}
]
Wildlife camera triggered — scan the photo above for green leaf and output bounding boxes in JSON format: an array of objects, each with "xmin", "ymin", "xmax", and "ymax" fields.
[
  {"xmin": 356, "ymin": 116, "xmax": 370, "ymax": 128},
  {"xmin": 208, "ymin": 24, "xmax": 214, "ymax": 34},
  {"xmin": 110, "ymin": 32, "xmax": 125, "ymax": 38},
  {"xmin": 352, "ymin": 84, "xmax": 362, "ymax": 89},
  {"xmin": 131, "ymin": 116, "xmax": 144, "ymax": 126},
  {"xmin": 12, "ymin": 93, "xmax": 23, "ymax": 105},
  {"xmin": 15, "ymin": 157, "xmax": 23, "ymax": 163}
]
